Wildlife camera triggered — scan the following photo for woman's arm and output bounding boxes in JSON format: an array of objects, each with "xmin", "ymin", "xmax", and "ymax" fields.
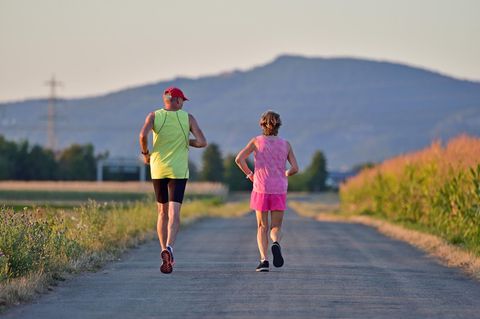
[
  {"xmin": 285, "ymin": 142, "xmax": 299, "ymax": 176},
  {"xmin": 235, "ymin": 138, "xmax": 256, "ymax": 182}
]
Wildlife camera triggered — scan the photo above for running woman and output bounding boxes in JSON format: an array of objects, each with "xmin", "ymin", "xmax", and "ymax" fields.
[
  {"xmin": 235, "ymin": 110, "xmax": 299, "ymax": 272},
  {"xmin": 139, "ymin": 87, "xmax": 207, "ymax": 274}
]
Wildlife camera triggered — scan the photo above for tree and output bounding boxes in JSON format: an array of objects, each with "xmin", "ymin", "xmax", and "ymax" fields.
[
  {"xmin": 288, "ymin": 173, "xmax": 308, "ymax": 192},
  {"xmin": 223, "ymin": 154, "xmax": 252, "ymax": 191},
  {"xmin": 0, "ymin": 136, "xmax": 104, "ymax": 181},
  {"xmin": 0, "ymin": 135, "xmax": 17, "ymax": 179},
  {"xmin": 13, "ymin": 140, "xmax": 30, "ymax": 180},
  {"xmin": 24, "ymin": 145, "xmax": 57, "ymax": 180},
  {"xmin": 57, "ymin": 144, "xmax": 96, "ymax": 180},
  {"xmin": 304, "ymin": 150, "xmax": 328, "ymax": 192},
  {"xmin": 200, "ymin": 143, "xmax": 224, "ymax": 182},
  {"xmin": 188, "ymin": 160, "xmax": 199, "ymax": 181}
]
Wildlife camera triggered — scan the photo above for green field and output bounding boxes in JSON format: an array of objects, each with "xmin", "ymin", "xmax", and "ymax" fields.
[
  {"xmin": 0, "ymin": 190, "xmax": 226, "ymax": 212},
  {"xmin": 0, "ymin": 190, "xmax": 147, "ymax": 202}
]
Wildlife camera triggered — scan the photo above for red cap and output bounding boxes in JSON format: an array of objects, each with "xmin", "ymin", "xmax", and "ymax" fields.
[{"xmin": 164, "ymin": 87, "xmax": 189, "ymax": 101}]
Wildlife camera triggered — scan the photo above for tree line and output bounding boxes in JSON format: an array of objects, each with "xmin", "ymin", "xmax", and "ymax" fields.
[
  {"xmin": 0, "ymin": 136, "xmax": 328, "ymax": 191},
  {"xmin": 0, "ymin": 135, "xmax": 101, "ymax": 180}
]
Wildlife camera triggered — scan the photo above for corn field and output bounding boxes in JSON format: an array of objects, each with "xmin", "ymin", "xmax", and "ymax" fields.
[{"xmin": 340, "ymin": 134, "xmax": 480, "ymax": 254}]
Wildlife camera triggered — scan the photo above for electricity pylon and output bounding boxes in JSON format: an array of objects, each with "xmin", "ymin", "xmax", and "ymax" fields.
[{"xmin": 45, "ymin": 75, "xmax": 62, "ymax": 150}]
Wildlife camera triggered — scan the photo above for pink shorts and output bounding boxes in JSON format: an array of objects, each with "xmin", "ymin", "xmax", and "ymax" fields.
[{"xmin": 250, "ymin": 191, "xmax": 287, "ymax": 212}]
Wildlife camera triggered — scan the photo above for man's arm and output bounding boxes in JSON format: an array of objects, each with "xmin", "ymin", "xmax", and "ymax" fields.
[
  {"xmin": 139, "ymin": 112, "xmax": 155, "ymax": 164},
  {"xmin": 189, "ymin": 114, "xmax": 207, "ymax": 148}
]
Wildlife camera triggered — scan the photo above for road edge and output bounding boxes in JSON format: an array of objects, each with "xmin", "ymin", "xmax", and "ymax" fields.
[{"xmin": 314, "ymin": 213, "xmax": 480, "ymax": 281}]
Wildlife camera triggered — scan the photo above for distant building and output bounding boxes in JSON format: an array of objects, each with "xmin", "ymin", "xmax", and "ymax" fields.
[
  {"xmin": 97, "ymin": 158, "xmax": 147, "ymax": 182},
  {"xmin": 326, "ymin": 170, "xmax": 358, "ymax": 190}
]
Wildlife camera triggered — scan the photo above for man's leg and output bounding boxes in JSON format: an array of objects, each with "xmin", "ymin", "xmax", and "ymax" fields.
[
  {"xmin": 153, "ymin": 179, "xmax": 174, "ymax": 273},
  {"xmin": 166, "ymin": 201, "xmax": 181, "ymax": 247},
  {"xmin": 165, "ymin": 178, "xmax": 187, "ymax": 248},
  {"xmin": 152, "ymin": 179, "xmax": 169, "ymax": 251},
  {"xmin": 156, "ymin": 202, "xmax": 168, "ymax": 251}
]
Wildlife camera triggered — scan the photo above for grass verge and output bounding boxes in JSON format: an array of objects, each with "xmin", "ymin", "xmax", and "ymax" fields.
[{"xmin": 0, "ymin": 198, "xmax": 249, "ymax": 310}]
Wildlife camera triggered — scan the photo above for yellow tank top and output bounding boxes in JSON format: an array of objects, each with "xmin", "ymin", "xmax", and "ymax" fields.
[{"xmin": 150, "ymin": 109, "xmax": 190, "ymax": 179}]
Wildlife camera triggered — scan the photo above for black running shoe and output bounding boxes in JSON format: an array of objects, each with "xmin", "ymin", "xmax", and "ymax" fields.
[
  {"xmin": 271, "ymin": 242, "xmax": 284, "ymax": 267},
  {"xmin": 256, "ymin": 260, "xmax": 269, "ymax": 272},
  {"xmin": 160, "ymin": 249, "xmax": 173, "ymax": 274}
]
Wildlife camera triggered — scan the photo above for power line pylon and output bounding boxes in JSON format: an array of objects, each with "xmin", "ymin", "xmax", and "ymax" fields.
[{"xmin": 45, "ymin": 75, "xmax": 62, "ymax": 150}]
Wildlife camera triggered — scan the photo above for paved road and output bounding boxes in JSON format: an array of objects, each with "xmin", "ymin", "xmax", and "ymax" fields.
[{"xmin": 4, "ymin": 209, "xmax": 480, "ymax": 318}]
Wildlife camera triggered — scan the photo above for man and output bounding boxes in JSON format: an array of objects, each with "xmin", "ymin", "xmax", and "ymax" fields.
[{"xmin": 139, "ymin": 87, "xmax": 207, "ymax": 274}]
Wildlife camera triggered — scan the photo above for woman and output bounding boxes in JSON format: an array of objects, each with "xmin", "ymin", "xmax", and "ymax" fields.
[{"xmin": 235, "ymin": 110, "xmax": 299, "ymax": 272}]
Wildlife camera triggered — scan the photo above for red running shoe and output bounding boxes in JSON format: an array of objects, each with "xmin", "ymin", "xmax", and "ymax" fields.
[{"xmin": 160, "ymin": 249, "xmax": 173, "ymax": 274}]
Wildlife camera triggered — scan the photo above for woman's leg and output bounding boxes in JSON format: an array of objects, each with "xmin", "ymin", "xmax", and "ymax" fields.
[
  {"xmin": 270, "ymin": 210, "xmax": 284, "ymax": 243},
  {"xmin": 255, "ymin": 210, "xmax": 269, "ymax": 261},
  {"xmin": 270, "ymin": 210, "xmax": 285, "ymax": 267}
]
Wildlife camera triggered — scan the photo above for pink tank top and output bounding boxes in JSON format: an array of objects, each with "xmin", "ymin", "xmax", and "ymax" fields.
[{"xmin": 253, "ymin": 135, "xmax": 289, "ymax": 194}]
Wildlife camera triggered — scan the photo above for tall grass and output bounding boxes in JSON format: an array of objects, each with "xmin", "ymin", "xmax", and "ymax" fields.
[
  {"xmin": 0, "ymin": 198, "xmax": 249, "ymax": 307},
  {"xmin": 340, "ymin": 134, "xmax": 480, "ymax": 254}
]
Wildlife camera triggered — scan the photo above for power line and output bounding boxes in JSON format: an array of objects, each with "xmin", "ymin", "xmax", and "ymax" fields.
[{"xmin": 45, "ymin": 75, "xmax": 63, "ymax": 150}]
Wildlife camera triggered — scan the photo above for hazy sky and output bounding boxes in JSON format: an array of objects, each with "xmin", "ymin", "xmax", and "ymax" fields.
[{"xmin": 1, "ymin": 0, "xmax": 479, "ymax": 102}]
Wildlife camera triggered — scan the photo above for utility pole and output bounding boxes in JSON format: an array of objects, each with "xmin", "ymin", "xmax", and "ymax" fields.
[{"xmin": 45, "ymin": 75, "xmax": 62, "ymax": 150}]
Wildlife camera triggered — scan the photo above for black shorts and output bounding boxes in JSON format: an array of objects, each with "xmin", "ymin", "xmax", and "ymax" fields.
[{"xmin": 152, "ymin": 178, "xmax": 188, "ymax": 204}]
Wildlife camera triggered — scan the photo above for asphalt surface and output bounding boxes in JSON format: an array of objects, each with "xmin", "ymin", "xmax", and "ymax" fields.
[{"xmin": 4, "ymin": 209, "xmax": 480, "ymax": 319}]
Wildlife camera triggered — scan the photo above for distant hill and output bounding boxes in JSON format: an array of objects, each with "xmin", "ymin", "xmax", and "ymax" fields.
[{"xmin": 1, "ymin": 55, "xmax": 479, "ymax": 170}]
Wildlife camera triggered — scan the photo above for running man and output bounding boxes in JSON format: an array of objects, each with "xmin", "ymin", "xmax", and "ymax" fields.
[{"xmin": 139, "ymin": 87, "xmax": 207, "ymax": 274}]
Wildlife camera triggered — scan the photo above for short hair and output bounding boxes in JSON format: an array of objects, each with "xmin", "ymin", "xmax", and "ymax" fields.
[
  {"xmin": 164, "ymin": 94, "xmax": 181, "ymax": 103},
  {"xmin": 260, "ymin": 110, "xmax": 281, "ymax": 136}
]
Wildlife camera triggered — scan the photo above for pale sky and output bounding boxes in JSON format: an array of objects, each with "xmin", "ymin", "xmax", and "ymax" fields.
[{"xmin": 0, "ymin": 0, "xmax": 479, "ymax": 102}]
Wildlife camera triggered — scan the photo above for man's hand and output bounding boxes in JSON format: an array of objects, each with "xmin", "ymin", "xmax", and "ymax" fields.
[
  {"xmin": 139, "ymin": 112, "xmax": 154, "ymax": 163},
  {"xmin": 189, "ymin": 114, "xmax": 207, "ymax": 148},
  {"xmin": 142, "ymin": 153, "xmax": 150, "ymax": 165}
]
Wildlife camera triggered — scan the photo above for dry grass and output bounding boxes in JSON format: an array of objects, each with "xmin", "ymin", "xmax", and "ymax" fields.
[
  {"xmin": 288, "ymin": 197, "xmax": 340, "ymax": 218},
  {"xmin": 290, "ymin": 200, "xmax": 480, "ymax": 281},
  {"xmin": 0, "ymin": 271, "xmax": 49, "ymax": 308}
]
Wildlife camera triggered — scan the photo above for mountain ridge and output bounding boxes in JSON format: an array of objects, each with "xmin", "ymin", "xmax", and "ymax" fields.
[{"xmin": 1, "ymin": 54, "xmax": 479, "ymax": 170}]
